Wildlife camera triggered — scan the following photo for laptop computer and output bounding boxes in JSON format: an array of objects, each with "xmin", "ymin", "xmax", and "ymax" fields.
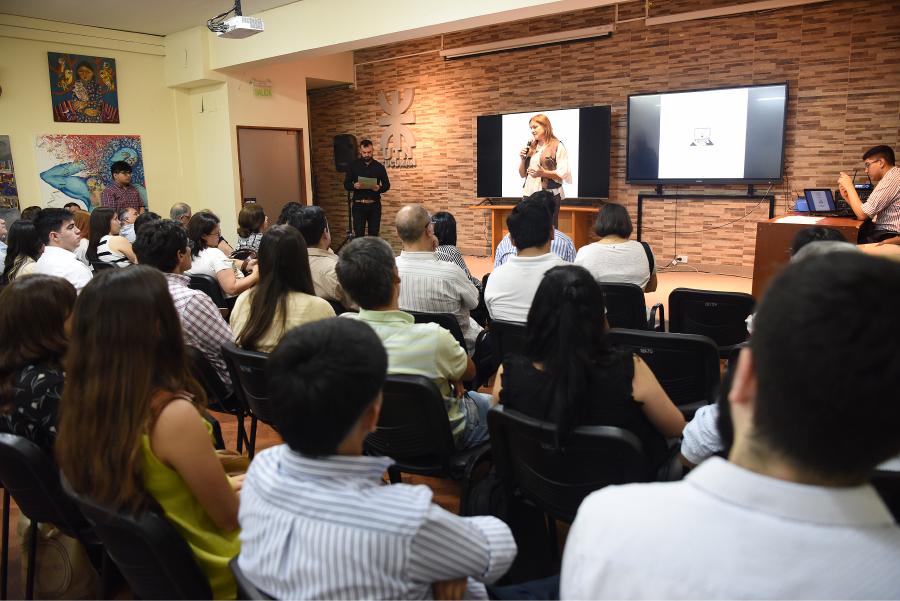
[{"xmin": 803, "ymin": 188, "xmax": 854, "ymax": 217}]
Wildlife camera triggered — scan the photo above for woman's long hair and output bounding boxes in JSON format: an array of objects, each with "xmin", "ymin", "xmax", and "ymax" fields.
[
  {"xmin": 72, "ymin": 209, "xmax": 91, "ymax": 241},
  {"xmin": 1, "ymin": 219, "xmax": 43, "ymax": 284},
  {"xmin": 527, "ymin": 113, "xmax": 557, "ymax": 155},
  {"xmin": 525, "ymin": 265, "xmax": 611, "ymax": 444},
  {"xmin": 186, "ymin": 211, "xmax": 220, "ymax": 257},
  {"xmin": 0, "ymin": 275, "xmax": 76, "ymax": 412},
  {"xmin": 56, "ymin": 266, "xmax": 206, "ymax": 511},
  {"xmin": 236, "ymin": 225, "xmax": 316, "ymax": 351},
  {"xmin": 86, "ymin": 208, "xmax": 115, "ymax": 263}
]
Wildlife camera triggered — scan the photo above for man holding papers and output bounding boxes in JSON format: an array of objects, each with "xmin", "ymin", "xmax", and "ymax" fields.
[{"xmin": 344, "ymin": 138, "xmax": 390, "ymax": 238}]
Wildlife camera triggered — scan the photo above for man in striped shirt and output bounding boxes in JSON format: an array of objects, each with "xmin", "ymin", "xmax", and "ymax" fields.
[
  {"xmin": 839, "ymin": 145, "xmax": 900, "ymax": 243},
  {"xmin": 238, "ymin": 318, "xmax": 517, "ymax": 599}
]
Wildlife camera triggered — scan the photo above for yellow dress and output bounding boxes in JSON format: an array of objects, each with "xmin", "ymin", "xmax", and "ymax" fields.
[{"xmin": 140, "ymin": 421, "xmax": 240, "ymax": 599}]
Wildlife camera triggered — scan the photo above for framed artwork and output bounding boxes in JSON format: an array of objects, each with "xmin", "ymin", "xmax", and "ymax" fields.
[
  {"xmin": 48, "ymin": 52, "xmax": 119, "ymax": 123},
  {"xmin": 0, "ymin": 136, "xmax": 19, "ymax": 209},
  {"xmin": 35, "ymin": 134, "xmax": 146, "ymax": 211}
]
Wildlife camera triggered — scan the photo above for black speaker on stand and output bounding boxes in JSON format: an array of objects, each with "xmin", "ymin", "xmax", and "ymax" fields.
[{"xmin": 334, "ymin": 134, "xmax": 358, "ymax": 251}]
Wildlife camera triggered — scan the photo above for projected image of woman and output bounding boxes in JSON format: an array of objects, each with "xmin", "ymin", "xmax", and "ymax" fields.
[{"xmin": 519, "ymin": 114, "xmax": 572, "ymax": 207}]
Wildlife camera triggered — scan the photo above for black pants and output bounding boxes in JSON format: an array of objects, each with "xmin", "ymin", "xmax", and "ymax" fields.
[{"xmin": 352, "ymin": 201, "xmax": 381, "ymax": 237}]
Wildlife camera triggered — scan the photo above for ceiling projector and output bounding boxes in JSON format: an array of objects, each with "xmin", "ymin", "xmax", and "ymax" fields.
[{"xmin": 216, "ymin": 15, "xmax": 264, "ymax": 39}]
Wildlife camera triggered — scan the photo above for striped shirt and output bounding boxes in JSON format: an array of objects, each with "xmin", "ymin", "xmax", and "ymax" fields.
[
  {"xmin": 238, "ymin": 448, "xmax": 516, "ymax": 600},
  {"xmin": 493, "ymin": 231, "xmax": 576, "ymax": 268},
  {"xmin": 862, "ymin": 166, "xmax": 900, "ymax": 232},
  {"xmin": 96, "ymin": 235, "xmax": 130, "ymax": 267},
  {"xmin": 435, "ymin": 245, "xmax": 482, "ymax": 289}
]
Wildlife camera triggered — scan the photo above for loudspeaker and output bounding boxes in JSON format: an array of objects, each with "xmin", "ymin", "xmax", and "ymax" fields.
[{"xmin": 333, "ymin": 134, "xmax": 358, "ymax": 173}]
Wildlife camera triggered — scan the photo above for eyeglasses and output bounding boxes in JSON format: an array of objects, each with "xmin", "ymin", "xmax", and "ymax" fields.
[{"xmin": 864, "ymin": 159, "xmax": 882, "ymax": 169}]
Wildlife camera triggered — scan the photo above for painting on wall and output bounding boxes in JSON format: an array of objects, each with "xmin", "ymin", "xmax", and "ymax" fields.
[
  {"xmin": 48, "ymin": 52, "xmax": 119, "ymax": 123},
  {"xmin": 0, "ymin": 136, "xmax": 20, "ymax": 209},
  {"xmin": 35, "ymin": 135, "xmax": 147, "ymax": 211}
]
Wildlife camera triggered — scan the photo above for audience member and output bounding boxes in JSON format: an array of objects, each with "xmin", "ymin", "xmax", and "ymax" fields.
[
  {"xmin": 133, "ymin": 211, "xmax": 161, "ymax": 236},
  {"xmin": 433, "ymin": 211, "xmax": 482, "ymax": 289},
  {"xmin": 495, "ymin": 265, "xmax": 684, "ymax": 477},
  {"xmin": 485, "ymin": 193, "xmax": 568, "ymax": 322},
  {"xmin": 790, "ymin": 225, "xmax": 846, "ymax": 255},
  {"xmin": 276, "ymin": 201, "xmax": 303, "ymax": 225},
  {"xmin": 236, "ymin": 203, "xmax": 267, "ymax": 253},
  {"xmin": 63, "ymin": 202, "xmax": 80, "ymax": 214},
  {"xmin": 72, "ymin": 209, "xmax": 91, "ymax": 266},
  {"xmin": 1, "ymin": 219, "xmax": 43, "ymax": 284},
  {"xmin": 99, "ymin": 160, "xmax": 144, "ymax": 212},
  {"xmin": 33, "ymin": 208, "xmax": 92, "ymax": 292},
  {"xmin": 395, "ymin": 204, "xmax": 482, "ymax": 353},
  {"xmin": 289, "ymin": 206, "xmax": 352, "ymax": 308},
  {"xmin": 336, "ymin": 237, "xmax": 492, "ymax": 450},
  {"xmin": 186, "ymin": 211, "xmax": 258, "ymax": 297},
  {"xmin": 0, "ymin": 275, "xmax": 75, "ymax": 450},
  {"xmin": 56, "ymin": 266, "xmax": 241, "ymax": 599},
  {"xmin": 575, "ymin": 203, "xmax": 657, "ymax": 292},
  {"xmin": 133, "ymin": 220, "xmax": 235, "ymax": 390},
  {"xmin": 230, "ymin": 225, "xmax": 334, "ymax": 353},
  {"xmin": 838, "ymin": 144, "xmax": 899, "ymax": 242},
  {"xmin": 19, "ymin": 205, "xmax": 42, "ymax": 221},
  {"xmin": 792, "ymin": 239, "xmax": 860, "ymax": 262},
  {"xmin": 170, "ymin": 202, "xmax": 192, "ymax": 227},
  {"xmin": 86, "ymin": 207, "xmax": 136, "ymax": 267},
  {"xmin": 118, "ymin": 206, "xmax": 139, "ymax": 243},
  {"xmin": 494, "ymin": 191, "xmax": 575, "ymax": 268},
  {"xmin": 562, "ymin": 253, "xmax": 900, "ymax": 598},
  {"xmin": 239, "ymin": 318, "xmax": 516, "ymax": 599},
  {"xmin": 0, "ymin": 217, "xmax": 6, "ymax": 266}
]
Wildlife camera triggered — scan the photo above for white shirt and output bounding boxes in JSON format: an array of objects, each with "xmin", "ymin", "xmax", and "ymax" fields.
[
  {"xmin": 574, "ymin": 240, "xmax": 655, "ymax": 289},
  {"xmin": 185, "ymin": 247, "xmax": 244, "ymax": 296},
  {"xmin": 522, "ymin": 140, "xmax": 571, "ymax": 198},
  {"xmin": 561, "ymin": 457, "xmax": 900, "ymax": 599},
  {"xmin": 74, "ymin": 238, "xmax": 90, "ymax": 267},
  {"xmin": 120, "ymin": 223, "xmax": 136, "ymax": 243},
  {"xmin": 0, "ymin": 240, "xmax": 6, "ymax": 267},
  {"xmin": 34, "ymin": 245, "xmax": 92, "ymax": 292},
  {"xmin": 484, "ymin": 252, "xmax": 568, "ymax": 323}
]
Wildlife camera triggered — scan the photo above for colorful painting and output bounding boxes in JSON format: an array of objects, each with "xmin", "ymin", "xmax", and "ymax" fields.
[
  {"xmin": 0, "ymin": 136, "xmax": 19, "ymax": 209},
  {"xmin": 48, "ymin": 53, "xmax": 119, "ymax": 123},
  {"xmin": 35, "ymin": 135, "xmax": 147, "ymax": 211}
]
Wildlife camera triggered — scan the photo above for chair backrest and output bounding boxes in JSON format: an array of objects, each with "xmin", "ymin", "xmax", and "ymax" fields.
[
  {"xmin": 488, "ymin": 408, "xmax": 646, "ymax": 523},
  {"xmin": 491, "ymin": 319, "xmax": 528, "ymax": 360},
  {"xmin": 363, "ymin": 375, "xmax": 457, "ymax": 469},
  {"xmin": 598, "ymin": 282, "xmax": 648, "ymax": 330},
  {"xmin": 326, "ymin": 299, "xmax": 348, "ymax": 315},
  {"xmin": 189, "ymin": 274, "xmax": 228, "ymax": 310},
  {"xmin": 90, "ymin": 260, "xmax": 115, "ymax": 272},
  {"xmin": 408, "ymin": 311, "xmax": 467, "ymax": 352},
  {"xmin": 62, "ymin": 479, "xmax": 213, "ymax": 600},
  {"xmin": 668, "ymin": 288, "xmax": 755, "ymax": 352},
  {"xmin": 221, "ymin": 342, "xmax": 275, "ymax": 427},
  {"xmin": 229, "ymin": 557, "xmax": 274, "ymax": 600},
  {"xmin": 607, "ymin": 328, "xmax": 721, "ymax": 418},
  {"xmin": 185, "ymin": 346, "xmax": 230, "ymax": 406}
]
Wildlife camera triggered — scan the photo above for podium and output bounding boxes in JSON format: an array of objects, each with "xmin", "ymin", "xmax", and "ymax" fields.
[{"xmin": 471, "ymin": 204, "xmax": 598, "ymax": 259}]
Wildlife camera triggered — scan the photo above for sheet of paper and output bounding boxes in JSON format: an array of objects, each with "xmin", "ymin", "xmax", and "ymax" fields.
[{"xmin": 775, "ymin": 216, "xmax": 824, "ymax": 224}]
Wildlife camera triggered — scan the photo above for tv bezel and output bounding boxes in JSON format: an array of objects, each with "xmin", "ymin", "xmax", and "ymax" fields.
[{"xmin": 625, "ymin": 82, "xmax": 789, "ymax": 185}]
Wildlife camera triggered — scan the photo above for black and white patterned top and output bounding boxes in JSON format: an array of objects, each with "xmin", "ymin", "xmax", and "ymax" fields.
[
  {"xmin": 435, "ymin": 244, "xmax": 482, "ymax": 290},
  {"xmin": 0, "ymin": 364, "xmax": 64, "ymax": 452}
]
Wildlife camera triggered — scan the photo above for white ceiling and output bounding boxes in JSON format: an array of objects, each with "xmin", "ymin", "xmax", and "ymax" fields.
[{"xmin": 0, "ymin": 0, "xmax": 300, "ymax": 36}]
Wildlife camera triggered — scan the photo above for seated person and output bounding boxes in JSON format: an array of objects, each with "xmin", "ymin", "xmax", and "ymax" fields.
[
  {"xmin": 494, "ymin": 265, "xmax": 684, "ymax": 478},
  {"xmin": 0, "ymin": 217, "xmax": 5, "ymax": 266},
  {"xmin": 789, "ymin": 225, "xmax": 847, "ymax": 255},
  {"xmin": 170, "ymin": 202, "xmax": 192, "ymax": 227},
  {"xmin": 575, "ymin": 203, "xmax": 657, "ymax": 292},
  {"xmin": 185, "ymin": 211, "xmax": 258, "ymax": 297},
  {"xmin": 20, "ymin": 205, "xmax": 42, "ymax": 221},
  {"xmin": 118, "ymin": 206, "xmax": 139, "ymax": 243},
  {"xmin": 33, "ymin": 208, "xmax": 92, "ymax": 292},
  {"xmin": 0, "ymin": 275, "xmax": 76, "ymax": 450},
  {"xmin": 336, "ymin": 237, "xmax": 492, "ymax": 450},
  {"xmin": 133, "ymin": 211, "xmax": 161, "ymax": 237},
  {"xmin": 235, "ymin": 203, "xmax": 267, "ymax": 253},
  {"xmin": 134, "ymin": 220, "xmax": 235, "ymax": 391},
  {"xmin": 290, "ymin": 206, "xmax": 353, "ymax": 308},
  {"xmin": 838, "ymin": 145, "xmax": 900, "ymax": 242},
  {"xmin": 230, "ymin": 225, "xmax": 335, "ymax": 353},
  {"xmin": 562, "ymin": 252, "xmax": 900, "ymax": 598},
  {"xmin": 432, "ymin": 211, "xmax": 482, "ymax": 289},
  {"xmin": 72, "ymin": 209, "xmax": 91, "ymax": 266},
  {"xmin": 56, "ymin": 266, "xmax": 241, "ymax": 599},
  {"xmin": 276, "ymin": 201, "xmax": 303, "ymax": 225},
  {"xmin": 493, "ymin": 195, "xmax": 576, "ymax": 268},
  {"xmin": 238, "ymin": 318, "xmax": 516, "ymax": 599},
  {"xmin": 0, "ymin": 219, "xmax": 43, "ymax": 284},
  {"xmin": 87, "ymin": 207, "xmax": 137, "ymax": 268},
  {"xmin": 484, "ymin": 192, "xmax": 568, "ymax": 322}
]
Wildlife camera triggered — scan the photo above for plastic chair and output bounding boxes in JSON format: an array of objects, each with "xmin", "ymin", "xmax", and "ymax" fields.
[
  {"xmin": 668, "ymin": 288, "xmax": 755, "ymax": 357},
  {"xmin": 222, "ymin": 342, "xmax": 273, "ymax": 458},
  {"xmin": 490, "ymin": 320, "xmax": 528, "ymax": 361},
  {"xmin": 598, "ymin": 282, "xmax": 664, "ymax": 331},
  {"xmin": 188, "ymin": 274, "xmax": 229, "ymax": 312},
  {"xmin": 62, "ymin": 479, "xmax": 212, "ymax": 600},
  {"xmin": 407, "ymin": 311, "xmax": 467, "ymax": 352},
  {"xmin": 363, "ymin": 375, "xmax": 489, "ymax": 512},
  {"xmin": 607, "ymin": 328, "xmax": 721, "ymax": 420},
  {"xmin": 186, "ymin": 346, "xmax": 252, "ymax": 455},
  {"xmin": 229, "ymin": 557, "xmax": 274, "ymax": 600}
]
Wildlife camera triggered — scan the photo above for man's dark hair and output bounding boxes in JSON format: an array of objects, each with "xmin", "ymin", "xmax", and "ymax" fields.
[
  {"xmin": 110, "ymin": 161, "xmax": 132, "ymax": 176},
  {"xmin": 862, "ymin": 145, "xmax": 895, "ymax": 166},
  {"xmin": 750, "ymin": 253, "xmax": 900, "ymax": 480},
  {"xmin": 277, "ymin": 201, "xmax": 303, "ymax": 226},
  {"xmin": 267, "ymin": 318, "xmax": 388, "ymax": 456},
  {"xmin": 289, "ymin": 206, "xmax": 328, "ymax": 247},
  {"xmin": 133, "ymin": 219, "xmax": 189, "ymax": 273},
  {"xmin": 359, "ymin": 139, "xmax": 374, "ymax": 148},
  {"xmin": 594, "ymin": 203, "xmax": 633, "ymax": 238},
  {"xmin": 432, "ymin": 211, "xmax": 457, "ymax": 247},
  {"xmin": 134, "ymin": 211, "xmax": 161, "ymax": 236},
  {"xmin": 33, "ymin": 208, "xmax": 73, "ymax": 245},
  {"xmin": 336, "ymin": 237, "xmax": 395, "ymax": 309},
  {"xmin": 790, "ymin": 226, "xmax": 846, "ymax": 256},
  {"xmin": 20, "ymin": 206, "xmax": 42, "ymax": 221},
  {"xmin": 507, "ymin": 194, "xmax": 552, "ymax": 251},
  {"xmin": 63, "ymin": 202, "xmax": 79, "ymax": 210}
]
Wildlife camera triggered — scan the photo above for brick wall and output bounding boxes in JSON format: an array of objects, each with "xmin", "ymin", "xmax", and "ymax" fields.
[{"xmin": 309, "ymin": 0, "xmax": 900, "ymax": 272}]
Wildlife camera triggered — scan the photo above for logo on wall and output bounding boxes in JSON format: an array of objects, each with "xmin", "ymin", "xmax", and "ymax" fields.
[{"xmin": 378, "ymin": 88, "xmax": 416, "ymax": 168}]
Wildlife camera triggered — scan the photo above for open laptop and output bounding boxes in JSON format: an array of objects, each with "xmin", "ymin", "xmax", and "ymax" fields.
[{"xmin": 803, "ymin": 188, "xmax": 855, "ymax": 217}]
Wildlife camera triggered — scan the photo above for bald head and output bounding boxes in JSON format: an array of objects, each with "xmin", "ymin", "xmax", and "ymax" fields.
[
  {"xmin": 395, "ymin": 204, "xmax": 432, "ymax": 246},
  {"xmin": 170, "ymin": 202, "xmax": 192, "ymax": 226}
]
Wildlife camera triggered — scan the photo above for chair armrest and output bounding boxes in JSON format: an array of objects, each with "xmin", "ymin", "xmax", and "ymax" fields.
[{"xmin": 649, "ymin": 303, "xmax": 665, "ymax": 332}]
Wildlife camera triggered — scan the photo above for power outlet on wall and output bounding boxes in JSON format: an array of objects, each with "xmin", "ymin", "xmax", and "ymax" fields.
[{"xmin": 675, "ymin": 255, "xmax": 689, "ymax": 264}]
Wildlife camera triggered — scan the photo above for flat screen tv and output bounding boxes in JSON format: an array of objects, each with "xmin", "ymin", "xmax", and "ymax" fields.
[
  {"xmin": 476, "ymin": 105, "xmax": 611, "ymax": 199},
  {"xmin": 626, "ymin": 83, "xmax": 788, "ymax": 184}
]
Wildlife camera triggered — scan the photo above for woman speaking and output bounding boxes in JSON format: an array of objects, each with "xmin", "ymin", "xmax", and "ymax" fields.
[{"xmin": 518, "ymin": 114, "xmax": 572, "ymax": 206}]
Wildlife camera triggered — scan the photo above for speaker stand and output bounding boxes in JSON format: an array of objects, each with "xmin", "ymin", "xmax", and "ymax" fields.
[{"xmin": 336, "ymin": 190, "xmax": 354, "ymax": 251}]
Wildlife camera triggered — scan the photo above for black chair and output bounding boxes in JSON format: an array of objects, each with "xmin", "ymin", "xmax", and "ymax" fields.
[
  {"xmin": 90, "ymin": 260, "xmax": 115, "ymax": 272},
  {"xmin": 229, "ymin": 557, "xmax": 274, "ymax": 600},
  {"xmin": 490, "ymin": 320, "xmax": 527, "ymax": 360},
  {"xmin": 598, "ymin": 282, "xmax": 664, "ymax": 331},
  {"xmin": 63, "ymin": 480, "xmax": 212, "ymax": 600},
  {"xmin": 363, "ymin": 375, "xmax": 489, "ymax": 512},
  {"xmin": 222, "ymin": 343, "xmax": 273, "ymax": 458},
  {"xmin": 0, "ymin": 434, "xmax": 103, "ymax": 600},
  {"xmin": 189, "ymin": 274, "xmax": 229, "ymax": 313},
  {"xmin": 607, "ymin": 328, "xmax": 721, "ymax": 420},
  {"xmin": 186, "ymin": 346, "xmax": 252, "ymax": 455},
  {"xmin": 408, "ymin": 311, "xmax": 467, "ymax": 352},
  {"xmin": 668, "ymin": 288, "xmax": 755, "ymax": 357},
  {"xmin": 326, "ymin": 299, "xmax": 348, "ymax": 315}
]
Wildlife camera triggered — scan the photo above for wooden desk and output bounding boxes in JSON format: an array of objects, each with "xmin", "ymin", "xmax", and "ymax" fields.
[
  {"xmin": 751, "ymin": 215, "xmax": 863, "ymax": 298},
  {"xmin": 470, "ymin": 204, "xmax": 598, "ymax": 258}
]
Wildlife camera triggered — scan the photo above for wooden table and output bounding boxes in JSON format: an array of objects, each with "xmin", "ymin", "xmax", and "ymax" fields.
[
  {"xmin": 751, "ymin": 215, "xmax": 863, "ymax": 298},
  {"xmin": 470, "ymin": 204, "xmax": 598, "ymax": 259}
]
